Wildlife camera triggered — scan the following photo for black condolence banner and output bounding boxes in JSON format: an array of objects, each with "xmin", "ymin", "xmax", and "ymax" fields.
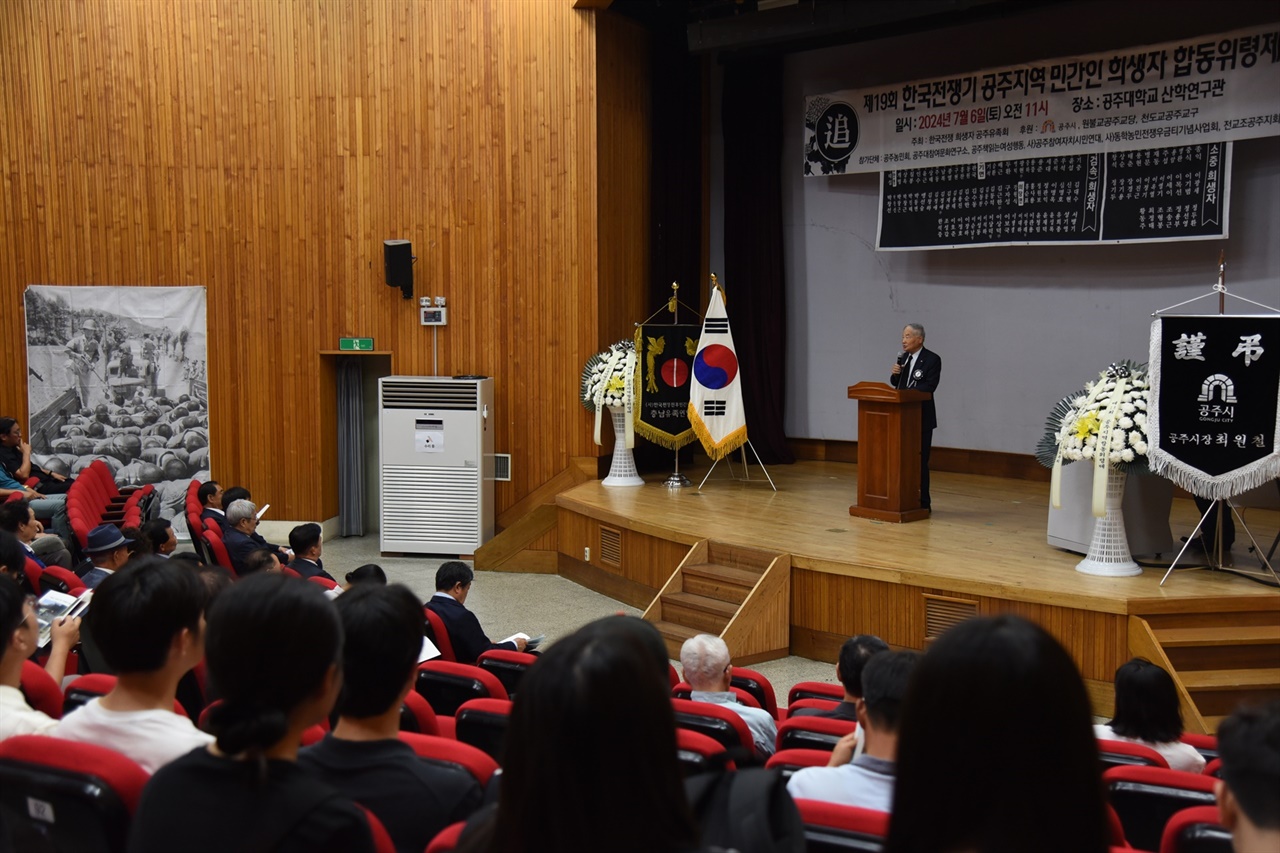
[
  {"xmin": 877, "ymin": 142, "xmax": 1229, "ymax": 250},
  {"xmin": 1147, "ymin": 315, "xmax": 1280, "ymax": 499},
  {"xmin": 633, "ymin": 324, "xmax": 700, "ymax": 450}
]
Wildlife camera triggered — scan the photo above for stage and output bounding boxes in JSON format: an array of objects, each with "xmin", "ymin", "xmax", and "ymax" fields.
[{"xmin": 551, "ymin": 460, "xmax": 1280, "ymax": 726}]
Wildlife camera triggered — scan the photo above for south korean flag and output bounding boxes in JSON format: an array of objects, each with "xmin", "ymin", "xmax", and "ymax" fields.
[{"xmin": 688, "ymin": 283, "xmax": 748, "ymax": 461}]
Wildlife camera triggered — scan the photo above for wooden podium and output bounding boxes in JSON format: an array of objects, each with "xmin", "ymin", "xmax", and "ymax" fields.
[{"xmin": 847, "ymin": 381, "xmax": 932, "ymax": 523}]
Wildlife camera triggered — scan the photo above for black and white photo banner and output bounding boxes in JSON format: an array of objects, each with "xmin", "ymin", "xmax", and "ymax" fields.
[
  {"xmin": 876, "ymin": 142, "xmax": 1229, "ymax": 250},
  {"xmin": 1147, "ymin": 315, "xmax": 1280, "ymax": 499},
  {"xmin": 804, "ymin": 24, "xmax": 1279, "ymax": 176}
]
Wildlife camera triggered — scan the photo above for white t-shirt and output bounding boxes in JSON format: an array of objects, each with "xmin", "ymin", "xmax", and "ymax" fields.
[
  {"xmin": 1094, "ymin": 723, "xmax": 1206, "ymax": 773},
  {"xmin": 0, "ymin": 685, "xmax": 59, "ymax": 740},
  {"xmin": 54, "ymin": 697, "xmax": 214, "ymax": 773}
]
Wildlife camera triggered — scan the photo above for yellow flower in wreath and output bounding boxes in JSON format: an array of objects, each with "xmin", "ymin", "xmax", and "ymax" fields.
[
  {"xmin": 1073, "ymin": 411, "xmax": 1101, "ymax": 440},
  {"xmin": 606, "ymin": 375, "xmax": 627, "ymax": 394}
]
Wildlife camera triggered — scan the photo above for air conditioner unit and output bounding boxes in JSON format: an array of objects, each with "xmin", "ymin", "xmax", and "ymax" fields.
[{"xmin": 379, "ymin": 376, "xmax": 495, "ymax": 554}]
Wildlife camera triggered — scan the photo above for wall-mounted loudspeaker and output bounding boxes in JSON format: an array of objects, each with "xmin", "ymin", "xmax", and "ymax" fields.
[{"xmin": 384, "ymin": 240, "xmax": 414, "ymax": 299}]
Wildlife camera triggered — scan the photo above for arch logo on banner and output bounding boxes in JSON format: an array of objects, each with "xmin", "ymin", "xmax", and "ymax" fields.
[{"xmin": 688, "ymin": 285, "xmax": 748, "ymax": 461}]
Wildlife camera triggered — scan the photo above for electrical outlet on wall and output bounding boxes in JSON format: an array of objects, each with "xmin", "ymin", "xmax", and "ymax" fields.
[{"xmin": 583, "ymin": 547, "xmax": 590, "ymax": 562}]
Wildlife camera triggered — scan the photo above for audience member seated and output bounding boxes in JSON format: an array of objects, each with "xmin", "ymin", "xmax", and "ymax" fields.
[
  {"xmin": 141, "ymin": 517, "xmax": 178, "ymax": 558},
  {"xmin": 790, "ymin": 633, "xmax": 889, "ymax": 724},
  {"xmin": 221, "ymin": 500, "xmax": 282, "ymax": 577},
  {"xmin": 0, "ymin": 572, "xmax": 80, "ymax": 739},
  {"xmin": 457, "ymin": 616, "xmax": 698, "ymax": 852},
  {"xmin": 80, "ymin": 524, "xmax": 135, "ymax": 589},
  {"xmin": 54, "ymin": 556, "xmax": 213, "ymax": 771},
  {"xmin": 239, "ymin": 547, "xmax": 282, "ymax": 577},
  {"xmin": 1214, "ymin": 701, "xmax": 1280, "ymax": 853},
  {"xmin": 300, "ymin": 583, "xmax": 482, "ymax": 851},
  {"xmin": 287, "ymin": 523, "xmax": 336, "ymax": 582},
  {"xmin": 345, "ymin": 563, "xmax": 387, "ymax": 588},
  {"xmin": 128, "ymin": 573, "xmax": 376, "ymax": 852},
  {"xmin": 0, "ymin": 466, "xmax": 72, "ymax": 544},
  {"xmin": 1094, "ymin": 657, "xmax": 1206, "ymax": 773},
  {"xmin": 426, "ymin": 561, "xmax": 527, "ymax": 664},
  {"xmin": 0, "ymin": 417, "xmax": 74, "ymax": 495},
  {"xmin": 786, "ymin": 649, "xmax": 920, "ymax": 812},
  {"xmin": 680, "ymin": 633, "xmax": 776, "ymax": 757},
  {"xmin": 886, "ymin": 615, "xmax": 1109, "ymax": 853},
  {"xmin": 0, "ymin": 499, "xmax": 73, "ymax": 569},
  {"xmin": 0, "ymin": 532, "xmax": 37, "ymax": 596},
  {"xmin": 197, "ymin": 480, "xmax": 227, "ymax": 530}
]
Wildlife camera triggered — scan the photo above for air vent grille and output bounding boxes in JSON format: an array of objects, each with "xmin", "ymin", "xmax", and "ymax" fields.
[
  {"xmin": 923, "ymin": 594, "xmax": 978, "ymax": 643},
  {"xmin": 381, "ymin": 465, "xmax": 479, "ymax": 540},
  {"xmin": 600, "ymin": 527, "xmax": 622, "ymax": 567},
  {"xmin": 492, "ymin": 454, "xmax": 512, "ymax": 482},
  {"xmin": 381, "ymin": 379, "xmax": 479, "ymax": 410}
]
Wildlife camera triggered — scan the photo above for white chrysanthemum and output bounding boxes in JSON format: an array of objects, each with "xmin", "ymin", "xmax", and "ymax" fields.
[
  {"xmin": 1133, "ymin": 413, "xmax": 1146, "ymax": 426},
  {"xmin": 1120, "ymin": 404, "xmax": 1135, "ymax": 414},
  {"xmin": 1133, "ymin": 441, "xmax": 1147, "ymax": 454},
  {"xmin": 1128, "ymin": 430, "xmax": 1142, "ymax": 444},
  {"xmin": 1082, "ymin": 447, "xmax": 1094, "ymax": 459},
  {"xmin": 1134, "ymin": 399, "xmax": 1146, "ymax": 410},
  {"xmin": 1117, "ymin": 416, "xmax": 1133, "ymax": 429},
  {"xmin": 1120, "ymin": 449, "xmax": 1135, "ymax": 462}
]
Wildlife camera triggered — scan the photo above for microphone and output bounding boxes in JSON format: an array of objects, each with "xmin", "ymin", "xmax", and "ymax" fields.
[{"xmin": 896, "ymin": 350, "xmax": 909, "ymax": 366}]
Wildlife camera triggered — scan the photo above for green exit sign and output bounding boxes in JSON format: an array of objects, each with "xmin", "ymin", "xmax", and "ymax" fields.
[{"xmin": 339, "ymin": 337, "xmax": 374, "ymax": 351}]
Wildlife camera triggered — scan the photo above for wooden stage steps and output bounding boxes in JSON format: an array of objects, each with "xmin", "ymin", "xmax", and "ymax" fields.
[
  {"xmin": 1130, "ymin": 599, "xmax": 1280, "ymax": 734},
  {"xmin": 643, "ymin": 541, "xmax": 791, "ymax": 665}
]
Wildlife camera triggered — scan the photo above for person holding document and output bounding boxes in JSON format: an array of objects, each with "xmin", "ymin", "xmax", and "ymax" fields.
[
  {"xmin": 889, "ymin": 323, "xmax": 941, "ymax": 511},
  {"xmin": 426, "ymin": 561, "xmax": 531, "ymax": 664}
]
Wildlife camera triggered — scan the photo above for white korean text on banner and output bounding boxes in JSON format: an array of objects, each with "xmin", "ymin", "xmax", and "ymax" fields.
[
  {"xmin": 688, "ymin": 285, "xmax": 748, "ymax": 461},
  {"xmin": 24, "ymin": 286, "xmax": 210, "ymax": 540},
  {"xmin": 1146, "ymin": 315, "xmax": 1280, "ymax": 499},
  {"xmin": 804, "ymin": 24, "xmax": 1279, "ymax": 176},
  {"xmin": 877, "ymin": 142, "xmax": 1229, "ymax": 250}
]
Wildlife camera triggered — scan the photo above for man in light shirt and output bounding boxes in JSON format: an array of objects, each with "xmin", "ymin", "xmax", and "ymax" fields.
[
  {"xmin": 786, "ymin": 650, "xmax": 921, "ymax": 812},
  {"xmin": 55, "ymin": 557, "xmax": 213, "ymax": 772},
  {"xmin": 680, "ymin": 633, "xmax": 776, "ymax": 758}
]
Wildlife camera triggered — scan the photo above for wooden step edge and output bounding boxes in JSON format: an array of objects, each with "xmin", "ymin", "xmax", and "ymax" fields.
[
  {"xmin": 1156, "ymin": 626, "xmax": 1280, "ymax": 647},
  {"xmin": 682, "ymin": 563, "xmax": 762, "ymax": 584},
  {"xmin": 1180, "ymin": 668, "xmax": 1280, "ymax": 690},
  {"xmin": 662, "ymin": 592, "xmax": 740, "ymax": 618},
  {"xmin": 651, "ymin": 620, "xmax": 699, "ymax": 641}
]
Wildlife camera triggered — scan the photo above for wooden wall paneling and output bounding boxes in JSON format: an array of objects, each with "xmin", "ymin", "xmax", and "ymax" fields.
[{"xmin": 1, "ymin": 1, "xmax": 608, "ymax": 522}]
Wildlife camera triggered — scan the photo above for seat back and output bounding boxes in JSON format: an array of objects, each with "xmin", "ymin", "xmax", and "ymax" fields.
[
  {"xmin": 671, "ymin": 697, "xmax": 756, "ymax": 755},
  {"xmin": 788, "ymin": 681, "xmax": 844, "ymax": 706},
  {"xmin": 785, "ymin": 697, "xmax": 841, "ymax": 718},
  {"xmin": 676, "ymin": 729, "xmax": 735, "ymax": 776},
  {"xmin": 416, "ymin": 661, "xmax": 508, "ymax": 717},
  {"xmin": 0, "ymin": 735, "xmax": 150, "ymax": 852},
  {"xmin": 397, "ymin": 732, "xmax": 499, "ymax": 787},
  {"xmin": 399, "ymin": 690, "xmax": 440, "ymax": 736},
  {"xmin": 793, "ymin": 798, "xmax": 890, "ymax": 853},
  {"xmin": 454, "ymin": 697, "xmax": 513, "ymax": 762},
  {"xmin": 672, "ymin": 682, "xmax": 762, "ymax": 710},
  {"xmin": 1104, "ymin": 766, "xmax": 1218, "ymax": 853},
  {"xmin": 38, "ymin": 565, "xmax": 86, "ymax": 596},
  {"xmin": 64, "ymin": 673, "xmax": 188, "ymax": 718},
  {"xmin": 422, "ymin": 607, "xmax": 457, "ymax": 662},
  {"xmin": 426, "ymin": 821, "xmax": 467, "ymax": 853},
  {"xmin": 358, "ymin": 805, "xmax": 396, "ymax": 853},
  {"xmin": 201, "ymin": 530, "xmax": 235, "ymax": 574},
  {"xmin": 776, "ymin": 715, "xmax": 857, "ymax": 752},
  {"xmin": 1097, "ymin": 737, "xmax": 1171, "ymax": 770},
  {"xmin": 765, "ymin": 748, "xmax": 834, "ymax": 779},
  {"xmin": 731, "ymin": 666, "xmax": 779, "ymax": 719},
  {"xmin": 1201, "ymin": 758, "xmax": 1221, "ymax": 778},
  {"xmin": 476, "ymin": 649, "xmax": 539, "ymax": 697},
  {"xmin": 19, "ymin": 660, "xmax": 63, "ymax": 719},
  {"xmin": 1158, "ymin": 805, "xmax": 1232, "ymax": 853},
  {"xmin": 22, "ymin": 556, "xmax": 43, "ymax": 593},
  {"xmin": 306, "ymin": 575, "xmax": 339, "ymax": 590}
]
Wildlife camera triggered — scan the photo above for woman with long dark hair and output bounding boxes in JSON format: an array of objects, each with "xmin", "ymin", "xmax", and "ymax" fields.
[
  {"xmin": 1095, "ymin": 657, "xmax": 1205, "ymax": 772},
  {"xmin": 129, "ymin": 573, "xmax": 375, "ymax": 852},
  {"xmin": 887, "ymin": 615, "xmax": 1109, "ymax": 853},
  {"xmin": 460, "ymin": 616, "xmax": 698, "ymax": 853}
]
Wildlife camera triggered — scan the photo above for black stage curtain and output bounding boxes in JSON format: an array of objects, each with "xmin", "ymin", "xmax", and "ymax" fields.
[{"xmin": 722, "ymin": 58, "xmax": 794, "ymax": 465}]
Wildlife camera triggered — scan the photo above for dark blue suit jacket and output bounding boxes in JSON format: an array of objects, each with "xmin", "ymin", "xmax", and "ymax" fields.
[
  {"xmin": 890, "ymin": 346, "xmax": 940, "ymax": 430},
  {"xmin": 425, "ymin": 595, "xmax": 516, "ymax": 665},
  {"xmin": 288, "ymin": 557, "xmax": 336, "ymax": 583}
]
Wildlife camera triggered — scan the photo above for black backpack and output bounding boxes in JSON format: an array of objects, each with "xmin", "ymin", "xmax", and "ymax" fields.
[{"xmin": 684, "ymin": 766, "xmax": 805, "ymax": 853}]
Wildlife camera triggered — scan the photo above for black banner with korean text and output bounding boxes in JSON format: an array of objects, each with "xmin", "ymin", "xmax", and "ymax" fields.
[
  {"xmin": 1147, "ymin": 315, "xmax": 1280, "ymax": 499},
  {"xmin": 877, "ymin": 142, "xmax": 1229, "ymax": 249},
  {"xmin": 633, "ymin": 324, "xmax": 700, "ymax": 450}
]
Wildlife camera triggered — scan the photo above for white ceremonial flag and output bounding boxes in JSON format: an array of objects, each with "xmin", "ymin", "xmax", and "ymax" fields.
[{"xmin": 688, "ymin": 283, "xmax": 748, "ymax": 460}]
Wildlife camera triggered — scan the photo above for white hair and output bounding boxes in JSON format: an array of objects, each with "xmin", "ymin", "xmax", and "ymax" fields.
[
  {"xmin": 680, "ymin": 634, "xmax": 730, "ymax": 690},
  {"xmin": 225, "ymin": 499, "xmax": 258, "ymax": 526}
]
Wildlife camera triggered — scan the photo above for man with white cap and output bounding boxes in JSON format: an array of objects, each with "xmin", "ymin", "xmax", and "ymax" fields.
[{"xmin": 80, "ymin": 524, "xmax": 135, "ymax": 589}]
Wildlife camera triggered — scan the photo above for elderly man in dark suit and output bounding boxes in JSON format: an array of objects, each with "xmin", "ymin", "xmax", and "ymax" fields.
[
  {"xmin": 425, "ymin": 561, "xmax": 526, "ymax": 664},
  {"xmin": 890, "ymin": 323, "xmax": 941, "ymax": 511}
]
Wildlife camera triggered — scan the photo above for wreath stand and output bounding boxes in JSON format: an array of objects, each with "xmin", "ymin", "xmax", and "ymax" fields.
[
  {"xmin": 601, "ymin": 406, "xmax": 644, "ymax": 487},
  {"xmin": 1074, "ymin": 468, "xmax": 1141, "ymax": 576}
]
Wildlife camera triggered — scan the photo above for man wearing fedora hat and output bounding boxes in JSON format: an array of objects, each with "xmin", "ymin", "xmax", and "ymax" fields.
[{"xmin": 81, "ymin": 524, "xmax": 134, "ymax": 590}]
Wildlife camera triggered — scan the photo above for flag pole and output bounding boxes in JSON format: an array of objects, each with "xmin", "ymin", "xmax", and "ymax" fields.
[{"xmin": 663, "ymin": 281, "xmax": 694, "ymax": 488}]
